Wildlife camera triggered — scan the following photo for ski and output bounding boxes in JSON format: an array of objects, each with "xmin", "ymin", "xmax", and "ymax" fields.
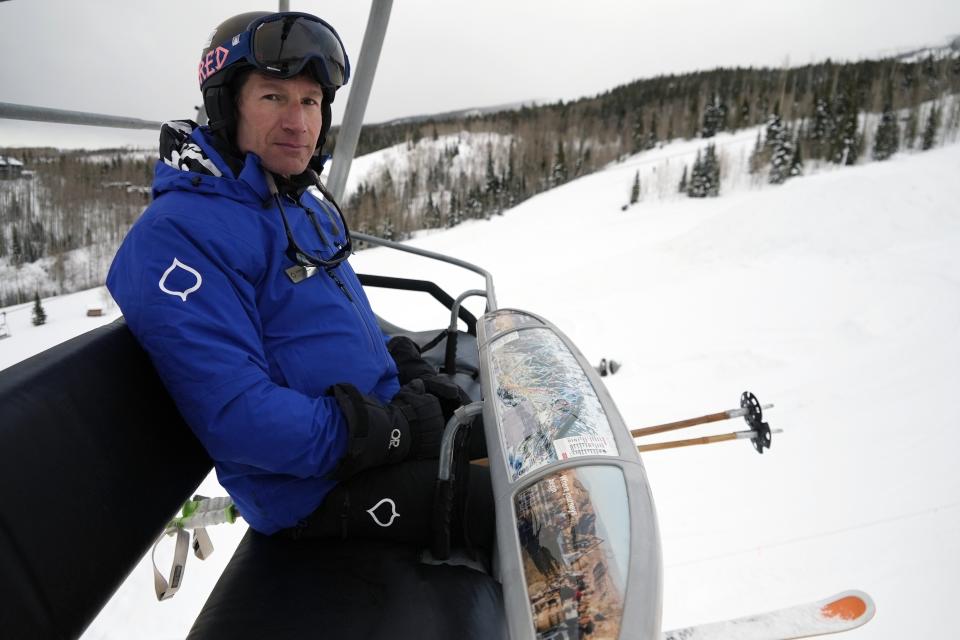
[{"xmin": 662, "ymin": 590, "xmax": 875, "ymax": 640}]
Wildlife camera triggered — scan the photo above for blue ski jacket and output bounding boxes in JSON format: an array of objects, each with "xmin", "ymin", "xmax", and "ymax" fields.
[{"xmin": 107, "ymin": 122, "xmax": 399, "ymax": 534}]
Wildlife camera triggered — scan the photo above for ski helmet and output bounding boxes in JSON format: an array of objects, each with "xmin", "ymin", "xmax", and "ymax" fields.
[{"xmin": 198, "ymin": 11, "xmax": 351, "ymax": 154}]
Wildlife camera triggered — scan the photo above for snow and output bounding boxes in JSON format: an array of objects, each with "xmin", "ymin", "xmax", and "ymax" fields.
[
  {"xmin": 3, "ymin": 139, "xmax": 960, "ymax": 639},
  {"xmin": 0, "ymin": 287, "xmax": 121, "ymax": 370}
]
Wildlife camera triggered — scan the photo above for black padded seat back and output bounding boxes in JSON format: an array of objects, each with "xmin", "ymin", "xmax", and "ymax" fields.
[{"xmin": 0, "ymin": 320, "xmax": 212, "ymax": 639}]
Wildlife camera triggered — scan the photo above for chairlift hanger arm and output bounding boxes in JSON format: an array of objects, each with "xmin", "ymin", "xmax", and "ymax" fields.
[{"xmin": 327, "ymin": 0, "xmax": 393, "ymax": 202}]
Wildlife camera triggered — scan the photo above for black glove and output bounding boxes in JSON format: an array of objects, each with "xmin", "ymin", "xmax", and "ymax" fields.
[
  {"xmin": 388, "ymin": 336, "xmax": 471, "ymax": 420},
  {"xmin": 387, "ymin": 335, "xmax": 437, "ymax": 384},
  {"xmin": 330, "ymin": 380, "xmax": 446, "ymax": 480},
  {"xmin": 390, "ymin": 379, "xmax": 446, "ymax": 459}
]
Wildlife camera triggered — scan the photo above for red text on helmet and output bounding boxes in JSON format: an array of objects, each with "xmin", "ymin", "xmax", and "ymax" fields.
[{"xmin": 198, "ymin": 47, "xmax": 231, "ymax": 86}]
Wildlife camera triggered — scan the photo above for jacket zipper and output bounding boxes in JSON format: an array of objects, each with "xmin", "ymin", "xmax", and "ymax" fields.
[
  {"xmin": 326, "ymin": 266, "xmax": 381, "ymax": 352},
  {"xmin": 293, "ymin": 197, "xmax": 380, "ymax": 354},
  {"xmin": 325, "ymin": 268, "xmax": 353, "ymax": 302}
]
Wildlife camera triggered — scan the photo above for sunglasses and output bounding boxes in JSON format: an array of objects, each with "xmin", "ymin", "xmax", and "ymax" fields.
[{"xmin": 267, "ymin": 175, "xmax": 353, "ymax": 272}]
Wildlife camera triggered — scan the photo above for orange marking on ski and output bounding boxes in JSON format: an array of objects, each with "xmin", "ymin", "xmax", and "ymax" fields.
[{"xmin": 821, "ymin": 595, "xmax": 867, "ymax": 620}]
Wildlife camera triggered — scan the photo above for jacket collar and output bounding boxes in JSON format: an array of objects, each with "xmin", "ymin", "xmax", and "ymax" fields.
[{"xmin": 153, "ymin": 120, "xmax": 273, "ymax": 205}]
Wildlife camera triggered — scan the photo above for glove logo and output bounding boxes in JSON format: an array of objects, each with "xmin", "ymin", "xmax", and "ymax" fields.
[
  {"xmin": 366, "ymin": 498, "xmax": 400, "ymax": 528},
  {"xmin": 388, "ymin": 428, "xmax": 402, "ymax": 449},
  {"xmin": 159, "ymin": 258, "xmax": 203, "ymax": 302}
]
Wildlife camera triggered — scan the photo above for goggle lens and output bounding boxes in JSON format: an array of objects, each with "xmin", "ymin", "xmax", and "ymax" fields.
[{"xmin": 252, "ymin": 16, "xmax": 347, "ymax": 87}]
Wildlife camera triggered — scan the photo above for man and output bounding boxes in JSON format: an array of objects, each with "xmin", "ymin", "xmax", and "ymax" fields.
[{"xmin": 107, "ymin": 11, "xmax": 489, "ymax": 550}]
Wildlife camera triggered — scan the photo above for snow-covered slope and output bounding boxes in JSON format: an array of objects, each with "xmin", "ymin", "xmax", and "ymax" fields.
[{"xmin": 3, "ymin": 141, "xmax": 959, "ymax": 639}]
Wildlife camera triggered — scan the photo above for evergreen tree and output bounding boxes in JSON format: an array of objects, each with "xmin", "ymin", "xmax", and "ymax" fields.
[
  {"xmin": 872, "ymin": 103, "xmax": 900, "ymax": 161},
  {"xmin": 678, "ymin": 165, "xmax": 688, "ymax": 194},
  {"xmin": 789, "ymin": 134, "xmax": 804, "ymax": 178},
  {"xmin": 32, "ymin": 291, "xmax": 47, "ymax": 326},
  {"xmin": 922, "ymin": 104, "xmax": 941, "ymax": 150},
  {"xmin": 903, "ymin": 107, "xmax": 919, "ymax": 150},
  {"xmin": 687, "ymin": 151, "xmax": 702, "ymax": 196},
  {"xmin": 701, "ymin": 93, "xmax": 727, "ymax": 138},
  {"xmin": 764, "ymin": 106, "xmax": 784, "ymax": 153},
  {"xmin": 768, "ymin": 124, "xmax": 794, "ymax": 185},
  {"xmin": 630, "ymin": 170, "xmax": 640, "ymax": 205},
  {"xmin": 11, "ymin": 227, "xmax": 23, "ymax": 266},
  {"xmin": 484, "ymin": 144, "xmax": 501, "ymax": 213},
  {"xmin": 632, "ymin": 110, "xmax": 646, "ymax": 153},
  {"xmin": 646, "ymin": 112, "xmax": 659, "ymax": 149},
  {"xmin": 447, "ymin": 192, "xmax": 462, "ymax": 229},
  {"xmin": 424, "ymin": 193, "xmax": 442, "ymax": 229},
  {"xmin": 703, "ymin": 144, "xmax": 720, "ymax": 196},
  {"xmin": 737, "ymin": 99, "xmax": 751, "ymax": 129},
  {"xmin": 550, "ymin": 140, "xmax": 568, "ymax": 187},
  {"xmin": 807, "ymin": 93, "xmax": 834, "ymax": 160},
  {"xmin": 688, "ymin": 145, "xmax": 720, "ymax": 197},
  {"xmin": 466, "ymin": 186, "xmax": 484, "ymax": 220},
  {"xmin": 830, "ymin": 86, "xmax": 861, "ymax": 165}
]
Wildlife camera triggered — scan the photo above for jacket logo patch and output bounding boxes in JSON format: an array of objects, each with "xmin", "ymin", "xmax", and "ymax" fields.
[
  {"xmin": 366, "ymin": 498, "xmax": 400, "ymax": 528},
  {"xmin": 159, "ymin": 258, "xmax": 203, "ymax": 302}
]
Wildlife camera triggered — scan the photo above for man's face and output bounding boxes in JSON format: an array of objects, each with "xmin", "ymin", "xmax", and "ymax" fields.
[{"xmin": 235, "ymin": 71, "xmax": 324, "ymax": 177}]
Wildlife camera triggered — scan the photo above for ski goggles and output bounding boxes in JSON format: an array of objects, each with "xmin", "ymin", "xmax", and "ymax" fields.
[{"xmin": 200, "ymin": 12, "xmax": 350, "ymax": 90}]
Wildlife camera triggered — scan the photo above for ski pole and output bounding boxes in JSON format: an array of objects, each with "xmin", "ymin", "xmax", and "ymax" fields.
[
  {"xmin": 637, "ymin": 428, "xmax": 783, "ymax": 453},
  {"xmin": 152, "ymin": 495, "xmax": 241, "ymax": 601},
  {"xmin": 630, "ymin": 392, "xmax": 772, "ymax": 438}
]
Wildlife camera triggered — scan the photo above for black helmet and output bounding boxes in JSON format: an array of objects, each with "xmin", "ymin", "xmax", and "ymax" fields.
[{"xmin": 198, "ymin": 11, "xmax": 351, "ymax": 154}]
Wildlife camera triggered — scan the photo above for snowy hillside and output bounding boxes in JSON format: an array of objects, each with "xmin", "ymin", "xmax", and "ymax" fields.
[
  {"xmin": 342, "ymin": 130, "xmax": 514, "ymax": 199},
  {"xmin": 2, "ymin": 140, "xmax": 959, "ymax": 639}
]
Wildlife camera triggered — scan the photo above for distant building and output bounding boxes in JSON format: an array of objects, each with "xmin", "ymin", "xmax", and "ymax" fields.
[{"xmin": 0, "ymin": 156, "xmax": 25, "ymax": 180}]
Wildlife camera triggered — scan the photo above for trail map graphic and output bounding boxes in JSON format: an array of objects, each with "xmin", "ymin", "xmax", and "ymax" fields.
[{"xmin": 488, "ymin": 326, "xmax": 618, "ymax": 480}]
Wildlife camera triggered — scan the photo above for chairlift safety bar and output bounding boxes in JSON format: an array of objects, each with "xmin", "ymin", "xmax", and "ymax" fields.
[{"xmin": 353, "ymin": 231, "xmax": 498, "ymax": 312}]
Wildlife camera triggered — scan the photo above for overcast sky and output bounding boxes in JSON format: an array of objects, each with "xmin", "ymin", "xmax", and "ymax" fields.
[{"xmin": 1, "ymin": 0, "xmax": 959, "ymax": 146}]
